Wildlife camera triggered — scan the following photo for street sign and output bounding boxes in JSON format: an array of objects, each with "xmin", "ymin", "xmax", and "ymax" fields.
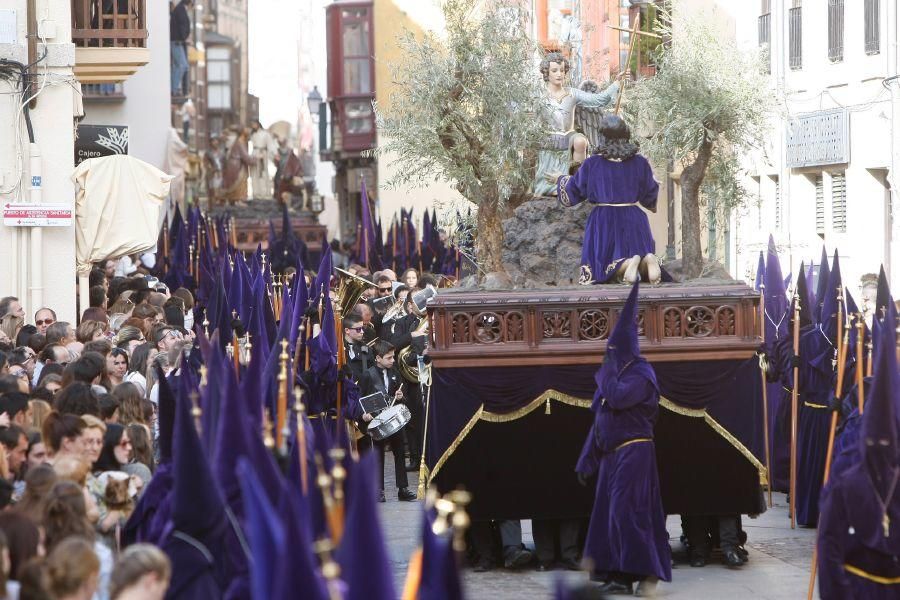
[
  {"xmin": 75, "ymin": 124, "xmax": 129, "ymax": 166},
  {"xmin": 2, "ymin": 202, "xmax": 73, "ymax": 227}
]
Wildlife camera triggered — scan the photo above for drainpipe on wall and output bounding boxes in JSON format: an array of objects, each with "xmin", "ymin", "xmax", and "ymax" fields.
[{"xmin": 29, "ymin": 143, "xmax": 42, "ymax": 315}]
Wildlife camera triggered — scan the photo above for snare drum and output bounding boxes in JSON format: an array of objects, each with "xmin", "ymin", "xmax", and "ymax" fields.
[{"xmin": 368, "ymin": 404, "xmax": 412, "ymax": 441}]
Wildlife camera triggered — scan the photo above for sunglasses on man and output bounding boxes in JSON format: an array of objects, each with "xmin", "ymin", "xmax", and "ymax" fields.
[{"xmin": 35, "ymin": 318, "xmax": 54, "ymax": 327}]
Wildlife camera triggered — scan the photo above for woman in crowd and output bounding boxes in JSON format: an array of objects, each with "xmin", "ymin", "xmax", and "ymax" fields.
[
  {"xmin": 15, "ymin": 463, "xmax": 57, "ymax": 523},
  {"xmin": 43, "ymin": 481, "xmax": 112, "ymax": 598},
  {"xmin": 24, "ymin": 430, "xmax": 48, "ymax": 472},
  {"xmin": 42, "ymin": 412, "xmax": 85, "ymax": 466},
  {"xmin": 122, "ymin": 345, "xmax": 153, "ymax": 396},
  {"xmin": 125, "ymin": 424, "xmax": 153, "ymax": 480},
  {"xmin": 76, "ymin": 322, "xmax": 107, "ymax": 345},
  {"xmin": 81, "ymin": 416, "xmax": 106, "ymax": 469},
  {"xmin": 144, "ymin": 354, "xmax": 169, "ymax": 404},
  {"xmin": 401, "ymin": 268, "xmax": 419, "ymax": 289},
  {"xmin": 109, "ymin": 544, "xmax": 170, "ymax": 600},
  {"xmin": 35, "ymin": 369, "xmax": 63, "ymax": 394},
  {"xmin": 81, "ymin": 308, "xmax": 109, "ymax": 327},
  {"xmin": 0, "ymin": 316, "xmax": 23, "ymax": 348},
  {"xmin": 28, "ymin": 399, "xmax": 53, "ymax": 430},
  {"xmin": 45, "ymin": 537, "xmax": 101, "ymax": 600},
  {"xmin": 0, "ymin": 511, "xmax": 42, "ymax": 586},
  {"xmin": 93, "ymin": 425, "xmax": 131, "ymax": 474},
  {"xmin": 112, "ymin": 328, "xmax": 143, "ymax": 356},
  {"xmin": 107, "ymin": 297, "xmax": 134, "ymax": 320},
  {"xmin": 107, "ymin": 349, "xmax": 128, "ymax": 389},
  {"xmin": 111, "ymin": 384, "xmax": 144, "ymax": 427}
]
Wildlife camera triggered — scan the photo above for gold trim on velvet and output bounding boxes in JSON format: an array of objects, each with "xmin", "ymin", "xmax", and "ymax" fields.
[
  {"xmin": 615, "ymin": 437, "xmax": 653, "ymax": 451},
  {"xmin": 427, "ymin": 392, "xmax": 769, "ymax": 489},
  {"xmin": 804, "ymin": 401, "xmax": 828, "ymax": 409},
  {"xmin": 480, "ymin": 390, "xmax": 592, "ymax": 423},
  {"xmin": 426, "ymin": 391, "xmax": 591, "ymax": 485},
  {"xmin": 844, "ymin": 564, "xmax": 900, "ymax": 584},
  {"xmin": 659, "ymin": 397, "xmax": 769, "ymax": 487}
]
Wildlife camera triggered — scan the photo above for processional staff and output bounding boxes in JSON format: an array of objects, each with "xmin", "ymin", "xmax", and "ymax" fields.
[
  {"xmin": 758, "ymin": 281, "xmax": 773, "ymax": 509},
  {"xmin": 807, "ymin": 291, "xmax": 849, "ymax": 600},
  {"xmin": 790, "ymin": 293, "xmax": 801, "ymax": 530},
  {"xmin": 856, "ymin": 315, "xmax": 865, "ymax": 414}
]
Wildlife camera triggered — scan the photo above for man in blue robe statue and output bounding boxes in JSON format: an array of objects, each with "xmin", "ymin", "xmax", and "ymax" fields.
[
  {"xmin": 817, "ymin": 301, "xmax": 900, "ymax": 599},
  {"xmin": 576, "ymin": 281, "xmax": 672, "ymax": 595},
  {"xmin": 557, "ymin": 115, "xmax": 663, "ymax": 286}
]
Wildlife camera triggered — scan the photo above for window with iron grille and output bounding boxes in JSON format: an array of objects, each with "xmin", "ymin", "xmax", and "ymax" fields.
[
  {"xmin": 789, "ymin": 5, "xmax": 802, "ymax": 69},
  {"xmin": 828, "ymin": 0, "xmax": 844, "ymax": 62},
  {"xmin": 865, "ymin": 0, "xmax": 880, "ymax": 54},
  {"xmin": 815, "ymin": 175, "xmax": 824, "ymax": 236},
  {"xmin": 759, "ymin": 3, "xmax": 771, "ymax": 74},
  {"xmin": 831, "ymin": 172, "xmax": 847, "ymax": 233},
  {"xmin": 773, "ymin": 176, "xmax": 782, "ymax": 230}
]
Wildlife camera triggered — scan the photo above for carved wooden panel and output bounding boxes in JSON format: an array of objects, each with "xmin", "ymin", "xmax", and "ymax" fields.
[
  {"xmin": 429, "ymin": 285, "xmax": 761, "ymax": 366},
  {"xmin": 542, "ymin": 311, "xmax": 572, "ymax": 339}
]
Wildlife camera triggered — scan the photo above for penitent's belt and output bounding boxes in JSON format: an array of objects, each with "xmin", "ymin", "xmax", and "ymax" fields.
[
  {"xmin": 614, "ymin": 437, "xmax": 653, "ymax": 452},
  {"xmin": 593, "ymin": 202, "xmax": 640, "ymax": 208},
  {"xmin": 844, "ymin": 563, "xmax": 900, "ymax": 584}
]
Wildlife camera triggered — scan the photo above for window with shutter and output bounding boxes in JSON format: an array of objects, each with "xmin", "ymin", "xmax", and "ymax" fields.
[
  {"xmin": 865, "ymin": 0, "xmax": 880, "ymax": 54},
  {"xmin": 828, "ymin": 0, "xmax": 844, "ymax": 62},
  {"xmin": 815, "ymin": 175, "xmax": 824, "ymax": 237},
  {"xmin": 831, "ymin": 172, "xmax": 847, "ymax": 233}
]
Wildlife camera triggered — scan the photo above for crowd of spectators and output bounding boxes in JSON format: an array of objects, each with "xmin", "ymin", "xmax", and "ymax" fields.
[{"xmin": 0, "ymin": 257, "xmax": 188, "ymax": 599}]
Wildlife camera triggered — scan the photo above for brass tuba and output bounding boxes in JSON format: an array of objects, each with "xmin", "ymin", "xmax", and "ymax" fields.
[
  {"xmin": 396, "ymin": 285, "xmax": 438, "ymax": 384},
  {"xmin": 333, "ymin": 267, "xmax": 372, "ymax": 316}
]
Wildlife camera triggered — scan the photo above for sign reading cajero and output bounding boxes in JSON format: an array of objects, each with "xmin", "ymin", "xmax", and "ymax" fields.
[{"xmin": 75, "ymin": 125, "xmax": 129, "ymax": 166}]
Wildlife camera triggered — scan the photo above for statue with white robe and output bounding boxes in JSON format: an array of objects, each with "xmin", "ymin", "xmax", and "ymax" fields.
[{"xmin": 249, "ymin": 120, "xmax": 276, "ymax": 200}]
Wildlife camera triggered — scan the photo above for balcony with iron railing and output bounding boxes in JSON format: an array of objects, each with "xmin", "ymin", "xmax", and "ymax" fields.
[{"xmin": 71, "ymin": 0, "xmax": 150, "ymax": 83}]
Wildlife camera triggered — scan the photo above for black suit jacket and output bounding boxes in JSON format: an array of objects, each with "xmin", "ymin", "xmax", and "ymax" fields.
[
  {"xmin": 344, "ymin": 341, "xmax": 371, "ymax": 384},
  {"xmin": 386, "ymin": 313, "xmax": 426, "ymax": 355},
  {"xmin": 361, "ymin": 364, "xmax": 402, "ymax": 399}
]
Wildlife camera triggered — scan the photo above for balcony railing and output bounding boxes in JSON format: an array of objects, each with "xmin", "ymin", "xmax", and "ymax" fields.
[
  {"xmin": 71, "ymin": 0, "xmax": 150, "ymax": 83},
  {"xmin": 72, "ymin": 0, "xmax": 147, "ymax": 47},
  {"xmin": 758, "ymin": 13, "xmax": 771, "ymax": 74},
  {"xmin": 81, "ymin": 82, "xmax": 125, "ymax": 100}
]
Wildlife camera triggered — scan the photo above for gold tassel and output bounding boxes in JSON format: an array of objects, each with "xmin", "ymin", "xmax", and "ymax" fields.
[{"xmin": 545, "ymin": 397, "xmax": 552, "ymax": 414}]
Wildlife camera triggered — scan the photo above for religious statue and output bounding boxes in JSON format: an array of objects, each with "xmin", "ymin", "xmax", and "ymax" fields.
[
  {"xmin": 222, "ymin": 127, "xmax": 254, "ymax": 206},
  {"xmin": 533, "ymin": 51, "xmax": 619, "ymax": 197},
  {"xmin": 250, "ymin": 120, "xmax": 277, "ymax": 200},
  {"xmin": 557, "ymin": 115, "xmax": 664, "ymax": 286},
  {"xmin": 273, "ymin": 136, "xmax": 309, "ymax": 212},
  {"xmin": 202, "ymin": 135, "xmax": 225, "ymax": 206}
]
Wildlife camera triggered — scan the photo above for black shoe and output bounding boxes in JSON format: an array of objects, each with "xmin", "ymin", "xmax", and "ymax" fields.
[
  {"xmin": 398, "ymin": 488, "xmax": 417, "ymax": 502},
  {"xmin": 378, "ymin": 491, "xmax": 386, "ymax": 503},
  {"xmin": 503, "ymin": 548, "xmax": 534, "ymax": 570},
  {"xmin": 472, "ymin": 559, "xmax": 493, "ymax": 573},
  {"xmin": 536, "ymin": 562, "xmax": 553, "ymax": 572},
  {"xmin": 723, "ymin": 549, "xmax": 744, "ymax": 568},
  {"xmin": 736, "ymin": 546, "xmax": 749, "ymax": 563},
  {"xmin": 596, "ymin": 581, "xmax": 632, "ymax": 595},
  {"xmin": 689, "ymin": 556, "xmax": 706, "ymax": 568},
  {"xmin": 559, "ymin": 557, "xmax": 582, "ymax": 571}
]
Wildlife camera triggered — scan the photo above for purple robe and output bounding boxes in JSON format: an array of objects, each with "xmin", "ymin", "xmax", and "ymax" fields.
[
  {"xmin": 576, "ymin": 360, "xmax": 672, "ymax": 581},
  {"xmin": 557, "ymin": 155, "xmax": 659, "ymax": 284},
  {"xmin": 818, "ymin": 463, "xmax": 900, "ymax": 599}
]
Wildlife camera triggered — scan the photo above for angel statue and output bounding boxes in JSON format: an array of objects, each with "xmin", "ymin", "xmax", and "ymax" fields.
[{"xmin": 532, "ymin": 51, "xmax": 619, "ymax": 197}]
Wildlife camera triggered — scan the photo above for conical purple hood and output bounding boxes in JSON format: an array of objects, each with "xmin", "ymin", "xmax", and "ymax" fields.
[
  {"xmin": 795, "ymin": 262, "xmax": 813, "ymax": 328},
  {"xmin": 860, "ymin": 299, "xmax": 899, "ymax": 503},
  {"xmin": 814, "ymin": 246, "xmax": 830, "ymax": 324},
  {"xmin": 876, "ymin": 265, "xmax": 892, "ymax": 318},
  {"xmin": 608, "ymin": 281, "xmax": 641, "ymax": 369},
  {"xmin": 764, "ymin": 235, "xmax": 788, "ymax": 344},
  {"xmin": 819, "ymin": 250, "xmax": 843, "ymax": 341},
  {"xmin": 335, "ymin": 453, "xmax": 396, "ymax": 600},
  {"xmin": 237, "ymin": 458, "xmax": 284, "ymax": 600}
]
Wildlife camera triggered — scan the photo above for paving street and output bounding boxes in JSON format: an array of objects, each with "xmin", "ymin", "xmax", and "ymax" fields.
[{"xmin": 381, "ymin": 464, "xmax": 816, "ymax": 599}]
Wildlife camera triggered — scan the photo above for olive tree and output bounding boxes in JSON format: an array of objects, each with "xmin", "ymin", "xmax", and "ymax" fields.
[
  {"xmin": 375, "ymin": 0, "xmax": 545, "ymax": 276},
  {"xmin": 628, "ymin": 8, "xmax": 773, "ymax": 279}
]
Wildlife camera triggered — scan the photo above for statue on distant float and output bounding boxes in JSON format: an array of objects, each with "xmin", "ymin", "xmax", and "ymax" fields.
[{"xmin": 533, "ymin": 51, "xmax": 620, "ymax": 197}]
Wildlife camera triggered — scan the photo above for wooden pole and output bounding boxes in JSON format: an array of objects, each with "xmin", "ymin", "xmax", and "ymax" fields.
[
  {"xmin": 807, "ymin": 301, "xmax": 848, "ymax": 600},
  {"xmin": 294, "ymin": 387, "xmax": 309, "ymax": 495},
  {"xmin": 789, "ymin": 294, "xmax": 801, "ymax": 529},
  {"xmin": 759, "ymin": 283, "xmax": 773, "ymax": 508},
  {"xmin": 856, "ymin": 315, "xmax": 865, "ymax": 414},
  {"xmin": 276, "ymin": 339, "xmax": 289, "ymax": 452},
  {"xmin": 614, "ymin": 13, "xmax": 641, "ymax": 116}
]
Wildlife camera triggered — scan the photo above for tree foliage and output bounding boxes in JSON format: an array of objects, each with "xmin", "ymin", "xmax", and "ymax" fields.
[
  {"xmin": 627, "ymin": 7, "xmax": 774, "ymax": 277},
  {"xmin": 376, "ymin": 0, "xmax": 545, "ymax": 208}
]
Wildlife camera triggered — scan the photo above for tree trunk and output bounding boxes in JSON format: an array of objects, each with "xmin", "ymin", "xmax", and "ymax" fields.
[
  {"xmin": 679, "ymin": 137, "xmax": 714, "ymax": 280},
  {"xmin": 475, "ymin": 200, "xmax": 506, "ymax": 276}
]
